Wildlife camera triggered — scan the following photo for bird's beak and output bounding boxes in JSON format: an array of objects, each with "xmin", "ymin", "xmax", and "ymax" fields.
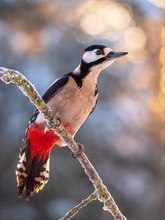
[{"xmin": 107, "ymin": 51, "xmax": 128, "ymax": 59}]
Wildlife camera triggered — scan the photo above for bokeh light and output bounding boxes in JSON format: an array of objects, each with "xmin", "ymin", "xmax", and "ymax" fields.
[
  {"xmin": 159, "ymin": 46, "xmax": 165, "ymax": 64},
  {"xmin": 80, "ymin": 1, "xmax": 132, "ymax": 37},
  {"xmin": 124, "ymin": 26, "xmax": 146, "ymax": 52},
  {"xmin": 148, "ymin": 0, "xmax": 165, "ymax": 8},
  {"xmin": 80, "ymin": 13, "xmax": 107, "ymax": 36},
  {"xmin": 159, "ymin": 66, "xmax": 165, "ymax": 108},
  {"xmin": 98, "ymin": 3, "xmax": 132, "ymax": 30}
]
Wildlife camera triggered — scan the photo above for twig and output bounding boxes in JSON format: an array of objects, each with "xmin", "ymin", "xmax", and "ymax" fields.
[
  {"xmin": 0, "ymin": 67, "xmax": 127, "ymax": 220},
  {"xmin": 58, "ymin": 191, "xmax": 97, "ymax": 220}
]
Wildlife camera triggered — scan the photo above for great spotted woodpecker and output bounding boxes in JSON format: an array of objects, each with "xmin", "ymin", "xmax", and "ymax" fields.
[{"xmin": 16, "ymin": 45, "xmax": 127, "ymax": 200}]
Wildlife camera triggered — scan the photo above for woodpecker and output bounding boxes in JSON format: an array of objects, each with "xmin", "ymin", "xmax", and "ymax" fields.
[{"xmin": 16, "ymin": 45, "xmax": 128, "ymax": 200}]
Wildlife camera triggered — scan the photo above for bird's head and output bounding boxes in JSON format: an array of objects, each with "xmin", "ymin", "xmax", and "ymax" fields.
[{"xmin": 80, "ymin": 45, "xmax": 128, "ymax": 74}]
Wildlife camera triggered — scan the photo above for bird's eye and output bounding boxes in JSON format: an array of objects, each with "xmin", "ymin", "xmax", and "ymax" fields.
[{"xmin": 95, "ymin": 49, "xmax": 102, "ymax": 56}]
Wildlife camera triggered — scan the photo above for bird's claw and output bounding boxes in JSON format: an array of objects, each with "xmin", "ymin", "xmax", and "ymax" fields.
[{"xmin": 72, "ymin": 143, "xmax": 84, "ymax": 158}]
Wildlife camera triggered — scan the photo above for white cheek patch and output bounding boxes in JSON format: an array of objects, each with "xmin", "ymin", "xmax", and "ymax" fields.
[
  {"xmin": 82, "ymin": 50, "xmax": 104, "ymax": 63},
  {"xmin": 104, "ymin": 47, "xmax": 112, "ymax": 56}
]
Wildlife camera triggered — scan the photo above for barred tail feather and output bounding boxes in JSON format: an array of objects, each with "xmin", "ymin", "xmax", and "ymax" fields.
[{"xmin": 16, "ymin": 147, "xmax": 50, "ymax": 200}]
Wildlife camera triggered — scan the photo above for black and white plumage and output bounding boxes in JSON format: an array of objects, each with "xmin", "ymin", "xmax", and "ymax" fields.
[{"xmin": 16, "ymin": 44, "xmax": 128, "ymax": 199}]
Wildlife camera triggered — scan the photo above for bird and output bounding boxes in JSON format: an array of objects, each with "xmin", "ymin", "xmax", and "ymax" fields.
[{"xmin": 16, "ymin": 44, "xmax": 128, "ymax": 200}]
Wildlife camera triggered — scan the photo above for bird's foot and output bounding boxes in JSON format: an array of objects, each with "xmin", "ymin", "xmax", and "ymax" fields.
[{"xmin": 72, "ymin": 143, "xmax": 84, "ymax": 158}]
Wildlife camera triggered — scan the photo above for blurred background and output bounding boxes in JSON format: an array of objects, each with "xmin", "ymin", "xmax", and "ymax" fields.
[{"xmin": 0, "ymin": 0, "xmax": 164, "ymax": 220}]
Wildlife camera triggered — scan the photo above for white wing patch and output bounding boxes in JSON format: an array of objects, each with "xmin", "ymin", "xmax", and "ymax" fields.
[{"xmin": 35, "ymin": 113, "xmax": 45, "ymax": 124}]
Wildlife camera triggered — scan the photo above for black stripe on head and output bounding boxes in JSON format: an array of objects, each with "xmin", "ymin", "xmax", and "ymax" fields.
[{"xmin": 84, "ymin": 45, "xmax": 107, "ymax": 52}]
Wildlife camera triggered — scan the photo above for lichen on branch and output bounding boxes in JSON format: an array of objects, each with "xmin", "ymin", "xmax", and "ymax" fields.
[{"xmin": 0, "ymin": 67, "xmax": 127, "ymax": 220}]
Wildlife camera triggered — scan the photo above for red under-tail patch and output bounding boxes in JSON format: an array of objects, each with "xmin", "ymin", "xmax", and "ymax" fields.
[{"xmin": 28, "ymin": 124, "xmax": 58, "ymax": 161}]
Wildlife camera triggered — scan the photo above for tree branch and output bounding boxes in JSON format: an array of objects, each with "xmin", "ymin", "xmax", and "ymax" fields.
[
  {"xmin": 58, "ymin": 191, "xmax": 97, "ymax": 220},
  {"xmin": 0, "ymin": 67, "xmax": 127, "ymax": 220}
]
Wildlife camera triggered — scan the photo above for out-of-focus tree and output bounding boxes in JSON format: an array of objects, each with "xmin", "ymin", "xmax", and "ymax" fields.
[{"xmin": 0, "ymin": 0, "xmax": 164, "ymax": 220}]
